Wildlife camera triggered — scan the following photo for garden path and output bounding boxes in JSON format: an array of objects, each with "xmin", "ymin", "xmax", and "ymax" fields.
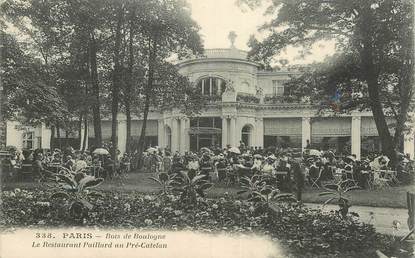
[{"xmin": 304, "ymin": 203, "xmax": 410, "ymax": 237}]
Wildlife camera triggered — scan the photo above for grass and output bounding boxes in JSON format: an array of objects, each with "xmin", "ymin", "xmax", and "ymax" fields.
[
  {"xmin": 2, "ymin": 172, "xmax": 412, "ymax": 208},
  {"xmin": 301, "ymin": 186, "xmax": 411, "ymax": 209}
]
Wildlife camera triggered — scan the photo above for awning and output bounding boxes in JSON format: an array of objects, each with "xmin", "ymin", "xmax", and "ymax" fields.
[
  {"xmin": 264, "ymin": 118, "xmax": 301, "ymax": 136},
  {"xmin": 311, "ymin": 117, "xmax": 351, "ymax": 136},
  {"xmin": 188, "ymin": 127, "xmax": 222, "ymax": 135}
]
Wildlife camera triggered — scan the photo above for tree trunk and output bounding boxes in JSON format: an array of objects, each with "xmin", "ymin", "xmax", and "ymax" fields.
[
  {"xmin": 82, "ymin": 115, "xmax": 88, "ymax": 152},
  {"xmin": 110, "ymin": 5, "xmax": 124, "ymax": 161},
  {"xmin": 137, "ymin": 39, "xmax": 156, "ymax": 168},
  {"xmin": 125, "ymin": 9, "xmax": 135, "ymax": 154},
  {"xmin": 89, "ymin": 32, "xmax": 102, "ymax": 148},
  {"xmin": 50, "ymin": 125, "xmax": 55, "ymax": 150},
  {"xmin": 394, "ymin": 7, "xmax": 414, "ymax": 153},
  {"xmin": 56, "ymin": 122, "xmax": 61, "ymax": 150},
  {"xmin": 359, "ymin": 4, "xmax": 397, "ymax": 165},
  {"xmin": 78, "ymin": 113, "xmax": 83, "ymax": 150}
]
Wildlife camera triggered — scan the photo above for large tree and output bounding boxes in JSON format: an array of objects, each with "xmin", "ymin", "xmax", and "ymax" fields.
[
  {"xmin": 1, "ymin": 30, "xmax": 68, "ymax": 129},
  {"xmin": 240, "ymin": 0, "xmax": 414, "ymax": 164},
  {"xmin": 130, "ymin": 0, "xmax": 204, "ymax": 164},
  {"xmin": 1, "ymin": 0, "xmax": 111, "ymax": 148}
]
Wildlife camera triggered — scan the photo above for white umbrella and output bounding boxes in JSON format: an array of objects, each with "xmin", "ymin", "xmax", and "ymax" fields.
[
  {"xmin": 200, "ymin": 147, "xmax": 211, "ymax": 153},
  {"xmin": 228, "ymin": 147, "xmax": 241, "ymax": 154},
  {"xmin": 308, "ymin": 149, "xmax": 321, "ymax": 157},
  {"xmin": 146, "ymin": 147, "xmax": 157, "ymax": 153},
  {"xmin": 92, "ymin": 148, "xmax": 109, "ymax": 155}
]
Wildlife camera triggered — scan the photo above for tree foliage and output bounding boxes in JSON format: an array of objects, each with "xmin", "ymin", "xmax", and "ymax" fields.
[
  {"xmin": 1, "ymin": 0, "xmax": 205, "ymax": 155},
  {"xmin": 240, "ymin": 0, "xmax": 414, "ymax": 163}
]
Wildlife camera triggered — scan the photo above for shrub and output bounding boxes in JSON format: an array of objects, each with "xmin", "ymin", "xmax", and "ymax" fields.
[
  {"xmin": 49, "ymin": 169, "xmax": 104, "ymax": 221},
  {"xmin": 1, "ymin": 189, "xmax": 412, "ymax": 257}
]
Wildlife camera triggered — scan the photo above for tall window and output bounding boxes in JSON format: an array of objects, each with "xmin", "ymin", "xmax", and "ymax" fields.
[
  {"xmin": 23, "ymin": 132, "xmax": 34, "ymax": 149},
  {"xmin": 197, "ymin": 77, "xmax": 227, "ymax": 96},
  {"xmin": 272, "ymin": 80, "xmax": 285, "ymax": 96}
]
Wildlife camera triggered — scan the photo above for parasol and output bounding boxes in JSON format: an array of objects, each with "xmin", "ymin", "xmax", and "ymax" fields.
[
  {"xmin": 146, "ymin": 147, "xmax": 158, "ymax": 154},
  {"xmin": 308, "ymin": 149, "xmax": 322, "ymax": 157},
  {"xmin": 228, "ymin": 147, "xmax": 241, "ymax": 154},
  {"xmin": 92, "ymin": 148, "xmax": 109, "ymax": 155},
  {"xmin": 200, "ymin": 147, "xmax": 211, "ymax": 153}
]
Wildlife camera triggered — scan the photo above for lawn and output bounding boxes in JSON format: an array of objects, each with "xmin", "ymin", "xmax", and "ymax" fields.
[{"xmin": 2, "ymin": 172, "xmax": 412, "ymax": 208}]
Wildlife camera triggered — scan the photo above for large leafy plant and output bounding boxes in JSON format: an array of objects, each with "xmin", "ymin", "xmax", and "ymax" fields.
[
  {"xmin": 238, "ymin": 175, "xmax": 294, "ymax": 214},
  {"xmin": 50, "ymin": 168, "xmax": 104, "ymax": 219},
  {"xmin": 319, "ymin": 179, "xmax": 360, "ymax": 218},
  {"xmin": 149, "ymin": 172, "xmax": 178, "ymax": 195},
  {"xmin": 172, "ymin": 170, "xmax": 213, "ymax": 205}
]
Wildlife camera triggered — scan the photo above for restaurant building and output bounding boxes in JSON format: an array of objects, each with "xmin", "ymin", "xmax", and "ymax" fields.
[{"xmin": 5, "ymin": 38, "xmax": 415, "ymax": 159}]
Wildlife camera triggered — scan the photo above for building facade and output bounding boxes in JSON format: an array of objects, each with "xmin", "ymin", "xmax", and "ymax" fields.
[
  {"xmin": 115, "ymin": 45, "xmax": 415, "ymax": 159},
  {"xmin": 5, "ymin": 45, "xmax": 415, "ymax": 159}
]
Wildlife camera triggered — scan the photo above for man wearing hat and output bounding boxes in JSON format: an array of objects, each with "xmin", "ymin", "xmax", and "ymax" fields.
[
  {"xmin": 215, "ymin": 154, "xmax": 228, "ymax": 182},
  {"xmin": 200, "ymin": 152, "xmax": 212, "ymax": 181}
]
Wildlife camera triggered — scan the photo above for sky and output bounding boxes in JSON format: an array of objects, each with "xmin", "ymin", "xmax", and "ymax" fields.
[{"xmin": 187, "ymin": 0, "xmax": 336, "ymax": 65}]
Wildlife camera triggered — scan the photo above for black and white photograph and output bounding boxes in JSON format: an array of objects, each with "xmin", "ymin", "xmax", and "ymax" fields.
[{"xmin": 0, "ymin": 0, "xmax": 414, "ymax": 257}]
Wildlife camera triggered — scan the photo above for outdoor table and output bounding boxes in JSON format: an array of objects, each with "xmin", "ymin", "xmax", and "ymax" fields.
[{"xmin": 379, "ymin": 169, "xmax": 398, "ymax": 184}]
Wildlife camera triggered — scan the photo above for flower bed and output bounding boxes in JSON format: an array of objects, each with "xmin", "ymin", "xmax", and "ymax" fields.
[{"xmin": 1, "ymin": 189, "xmax": 412, "ymax": 257}]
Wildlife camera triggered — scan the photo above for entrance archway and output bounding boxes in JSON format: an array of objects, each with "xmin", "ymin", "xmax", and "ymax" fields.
[
  {"xmin": 189, "ymin": 117, "xmax": 222, "ymax": 151},
  {"xmin": 242, "ymin": 124, "xmax": 253, "ymax": 147}
]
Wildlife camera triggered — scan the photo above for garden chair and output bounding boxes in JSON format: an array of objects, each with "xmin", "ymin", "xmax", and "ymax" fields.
[
  {"xmin": 343, "ymin": 170, "xmax": 359, "ymax": 188},
  {"xmin": 372, "ymin": 171, "xmax": 390, "ymax": 189},
  {"xmin": 310, "ymin": 167, "xmax": 322, "ymax": 189},
  {"xmin": 383, "ymin": 170, "xmax": 399, "ymax": 185}
]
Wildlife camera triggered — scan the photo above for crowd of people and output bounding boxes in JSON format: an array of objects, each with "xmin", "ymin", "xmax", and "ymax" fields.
[
  {"xmin": 1, "ymin": 147, "xmax": 133, "ymax": 181},
  {"xmin": 2, "ymin": 141, "xmax": 414, "ymax": 190},
  {"xmin": 140, "ymin": 141, "xmax": 414, "ymax": 191}
]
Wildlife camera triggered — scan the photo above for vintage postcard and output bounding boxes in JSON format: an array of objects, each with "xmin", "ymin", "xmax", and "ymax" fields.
[{"xmin": 1, "ymin": 0, "xmax": 414, "ymax": 257}]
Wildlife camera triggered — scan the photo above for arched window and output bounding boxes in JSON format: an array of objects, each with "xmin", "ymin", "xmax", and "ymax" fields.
[{"xmin": 197, "ymin": 77, "xmax": 227, "ymax": 96}]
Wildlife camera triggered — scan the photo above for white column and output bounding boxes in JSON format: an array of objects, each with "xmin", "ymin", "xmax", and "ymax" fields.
[
  {"xmin": 179, "ymin": 117, "xmax": 188, "ymax": 154},
  {"xmin": 209, "ymin": 78, "xmax": 213, "ymax": 95},
  {"xmin": 404, "ymin": 112, "xmax": 415, "ymax": 159},
  {"xmin": 218, "ymin": 79, "xmax": 222, "ymax": 95},
  {"xmin": 186, "ymin": 119, "xmax": 190, "ymax": 152},
  {"xmin": 230, "ymin": 116, "xmax": 237, "ymax": 147},
  {"xmin": 157, "ymin": 119, "xmax": 165, "ymax": 149},
  {"xmin": 201, "ymin": 79, "xmax": 205, "ymax": 95},
  {"xmin": 171, "ymin": 117, "xmax": 179, "ymax": 153},
  {"xmin": 79, "ymin": 121, "xmax": 87, "ymax": 151},
  {"xmin": 301, "ymin": 117, "xmax": 311, "ymax": 151},
  {"xmin": 117, "ymin": 119, "xmax": 127, "ymax": 154},
  {"xmin": 41, "ymin": 123, "xmax": 51, "ymax": 149},
  {"xmin": 6, "ymin": 121, "xmax": 23, "ymax": 149},
  {"xmin": 222, "ymin": 117, "xmax": 228, "ymax": 148},
  {"xmin": 351, "ymin": 116, "xmax": 361, "ymax": 160},
  {"xmin": 256, "ymin": 118, "xmax": 264, "ymax": 148}
]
